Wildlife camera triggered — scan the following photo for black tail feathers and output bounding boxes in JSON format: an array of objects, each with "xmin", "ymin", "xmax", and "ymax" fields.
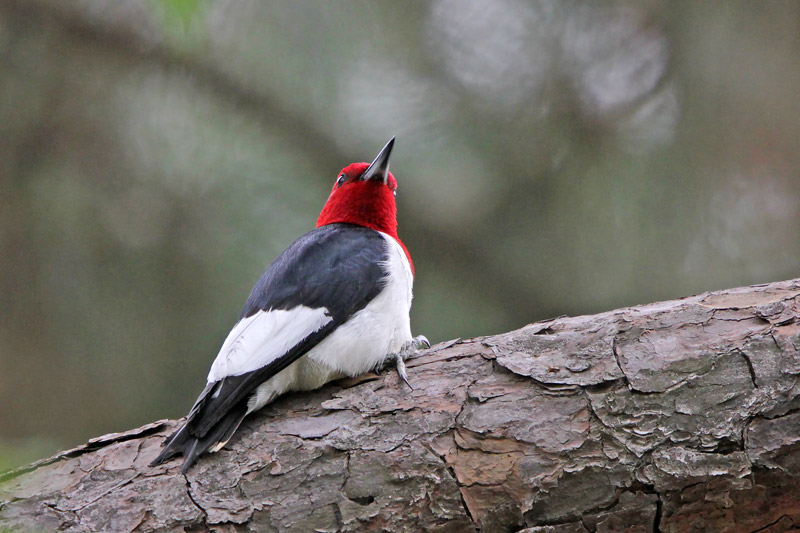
[{"xmin": 149, "ymin": 384, "xmax": 249, "ymax": 473}]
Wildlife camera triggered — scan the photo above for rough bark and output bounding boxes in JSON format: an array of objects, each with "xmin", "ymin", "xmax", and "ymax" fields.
[{"xmin": 2, "ymin": 279, "xmax": 800, "ymax": 532}]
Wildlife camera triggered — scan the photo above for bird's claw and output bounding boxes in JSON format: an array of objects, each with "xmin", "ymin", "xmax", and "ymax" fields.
[
  {"xmin": 410, "ymin": 335, "xmax": 431, "ymax": 351},
  {"xmin": 395, "ymin": 354, "xmax": 412, "ymax": 390},
  {"xmin": 392, "ymin": 335, "xmax": 431, "ymax": 390}
]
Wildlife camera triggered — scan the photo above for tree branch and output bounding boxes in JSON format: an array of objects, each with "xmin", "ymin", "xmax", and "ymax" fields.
[{"xmin": 2, "ymin": 279, "xmax": 800, "ymax": 531}]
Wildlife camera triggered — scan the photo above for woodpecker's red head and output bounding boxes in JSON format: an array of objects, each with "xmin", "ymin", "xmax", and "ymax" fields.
[
  {"xmin": 317, "ymin": 137, "xmax": 398, "ymax": 234},
  {"xmin": 316, "ymin": 137, "xmax": 413, "ymax": 272}
]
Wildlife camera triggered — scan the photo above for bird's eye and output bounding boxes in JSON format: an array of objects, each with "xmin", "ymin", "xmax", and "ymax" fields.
[{"xmin": 336, "ymin": 174, "xmax": 346, "ymax": 188}]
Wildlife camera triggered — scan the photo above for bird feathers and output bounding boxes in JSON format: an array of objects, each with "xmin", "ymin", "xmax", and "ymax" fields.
[
  {"xmin": 207, "ymin": 306, "xmax": 332, "ymax": 381},
  {"xmin": 151, "ymin": 224, "xmax": 395, "ymax": 472}
]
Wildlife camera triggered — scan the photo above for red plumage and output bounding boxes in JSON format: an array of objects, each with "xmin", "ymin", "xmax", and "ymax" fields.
[{"xmin": 316, "ymin": 162, "xmax": 414, "ymax": 274}]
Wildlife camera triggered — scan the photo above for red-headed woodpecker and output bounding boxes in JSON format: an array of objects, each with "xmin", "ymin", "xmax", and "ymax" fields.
[{"xmin": 150, "ymin": 138, "xmax": 428, "ymax": 473}]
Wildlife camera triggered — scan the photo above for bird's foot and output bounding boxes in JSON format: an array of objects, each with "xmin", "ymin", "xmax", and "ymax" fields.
[
  {"xmin": 390, "ymin": 335, "xmax": 430, "ymax": 390},
  {"xmin": 401, "ymin": 335, "xmax": 431, "ymax": 354}
]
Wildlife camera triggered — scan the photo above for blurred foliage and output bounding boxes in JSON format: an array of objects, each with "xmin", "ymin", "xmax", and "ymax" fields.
[
  {"xmin": 1, "ymin": 0, "xmax": 799, "ymax": 470},
  {"xmin": 149, "ymin": 0, "xmax": 205, "ymax": 31}
]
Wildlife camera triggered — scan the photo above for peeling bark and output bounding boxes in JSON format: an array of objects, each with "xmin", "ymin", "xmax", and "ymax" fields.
[{"xmin": 3, "ymin": 279, "xmax": 800, "ymax": 532}]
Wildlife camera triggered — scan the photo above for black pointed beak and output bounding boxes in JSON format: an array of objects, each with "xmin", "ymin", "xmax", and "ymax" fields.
[{"xmin": 361, "ymin": 137, "xmax": 395, "ymax": 184}]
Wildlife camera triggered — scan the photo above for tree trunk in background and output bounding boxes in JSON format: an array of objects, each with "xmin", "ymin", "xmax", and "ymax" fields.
[{"xmin": 2, "ymin": 279, "xmax": 800, "ymax": 532}]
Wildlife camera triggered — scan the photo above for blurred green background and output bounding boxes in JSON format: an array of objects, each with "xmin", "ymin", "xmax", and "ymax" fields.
[{"xmin": 1, "ymin": 0, "xmax": 799, "ymax": 470}]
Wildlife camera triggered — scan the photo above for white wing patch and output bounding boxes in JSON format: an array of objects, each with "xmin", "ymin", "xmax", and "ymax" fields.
[{"xmin": 207, "ymin": 306, "xmax": 332, "ymax": 382}]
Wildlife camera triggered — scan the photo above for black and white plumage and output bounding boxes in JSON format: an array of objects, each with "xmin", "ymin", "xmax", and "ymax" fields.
[{"xmin": 150, "ymin": 138, "xmax": 422, "ymax": 472}]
